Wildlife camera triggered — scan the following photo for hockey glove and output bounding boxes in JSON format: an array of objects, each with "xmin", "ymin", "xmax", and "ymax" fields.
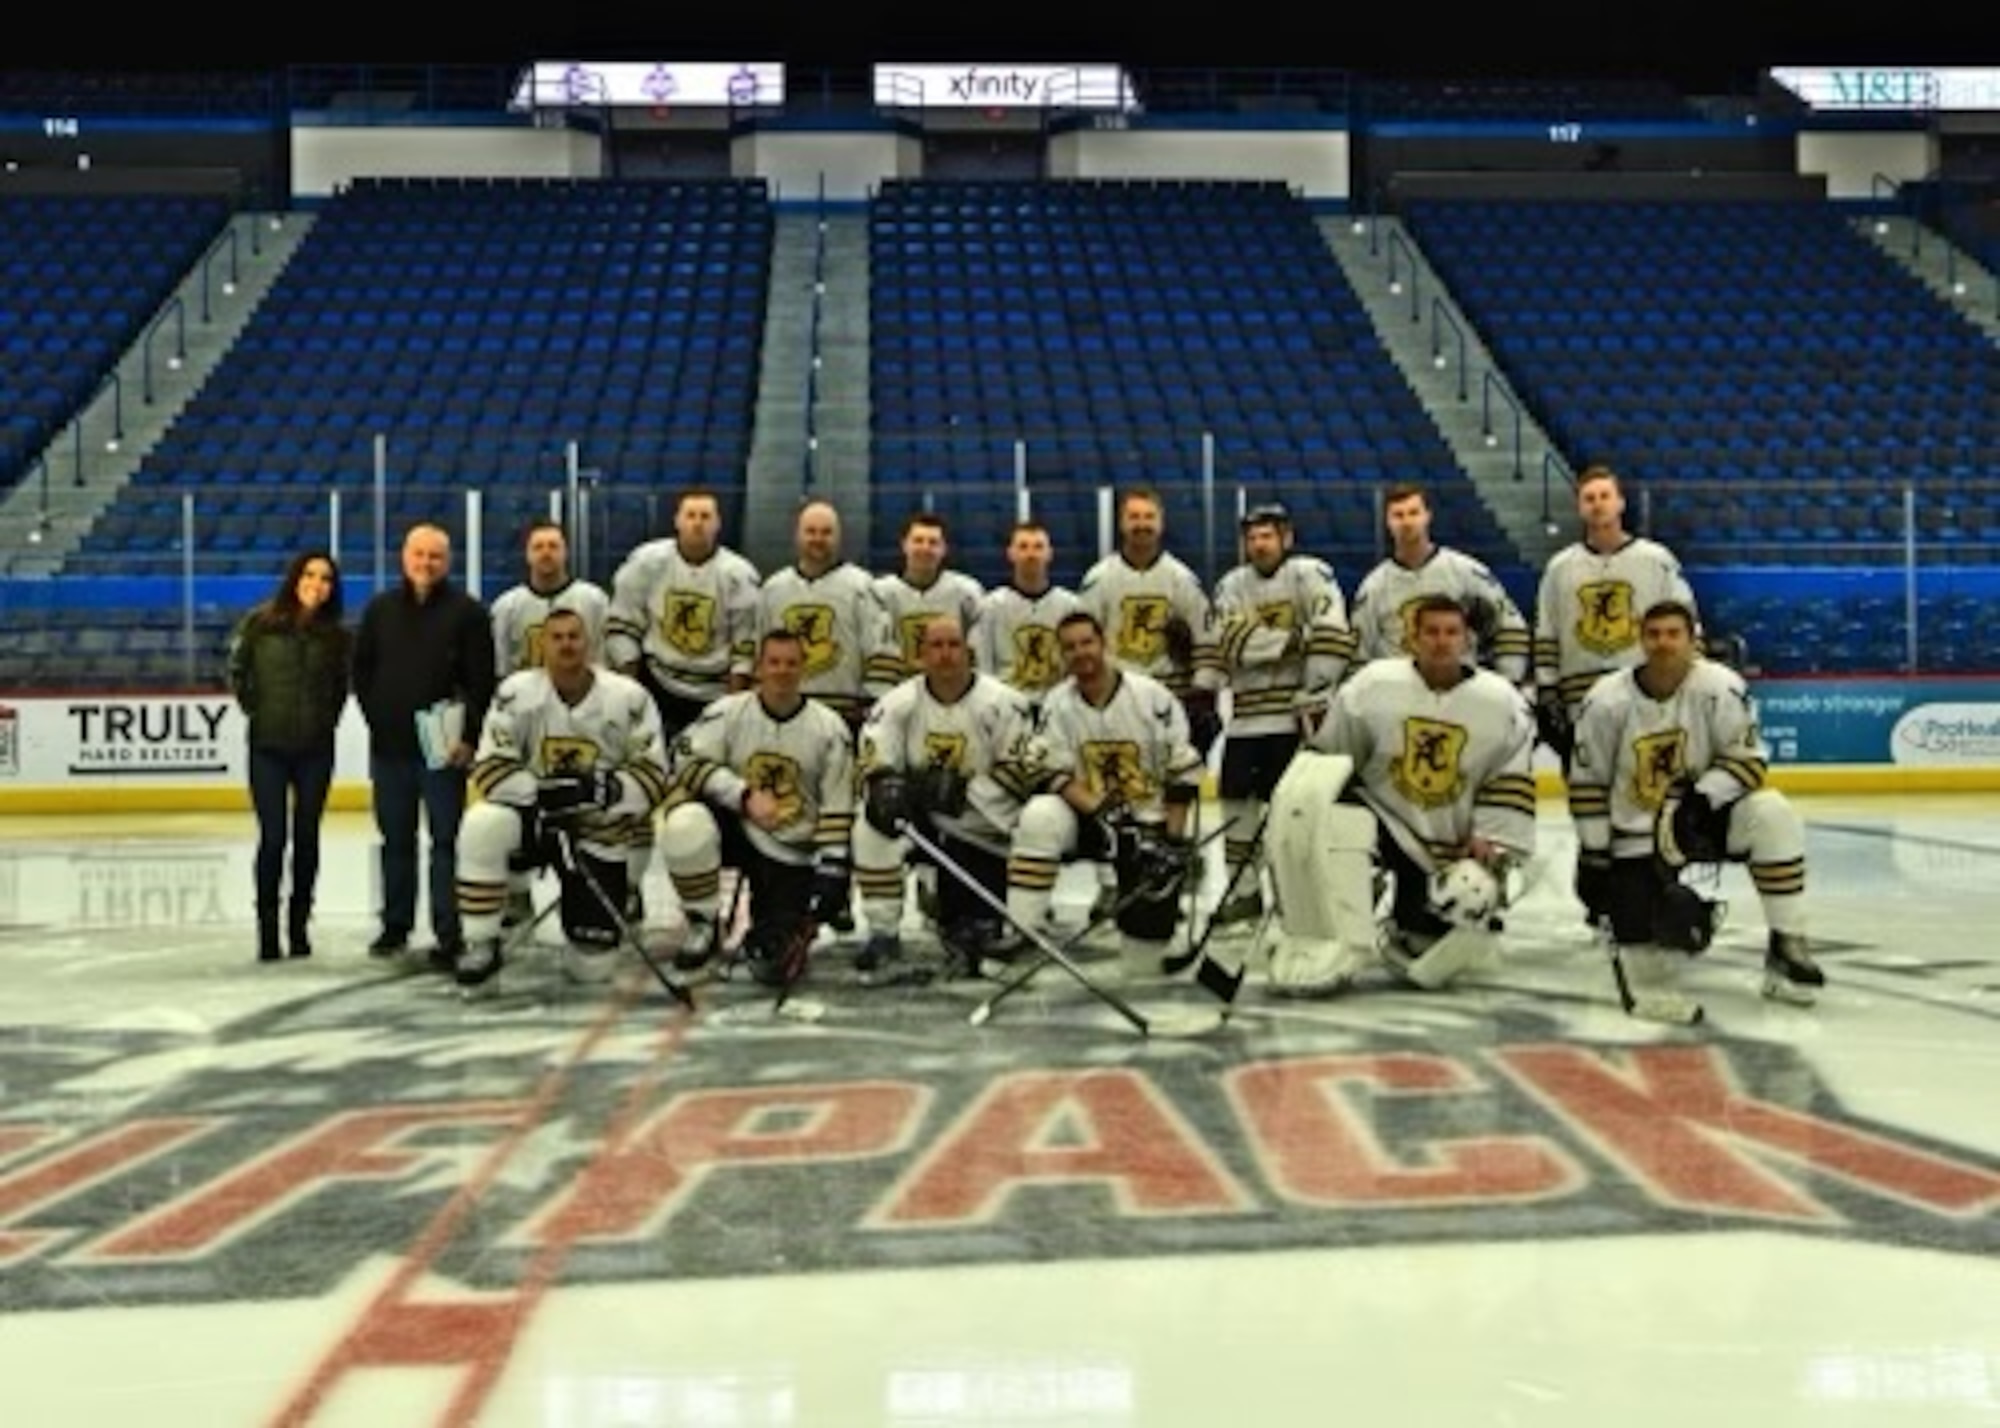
[
  {"xmin": 807, "ymin": 860, "xmax": 852, "ymax": 926},
  {"xmin": 537, "ymin": 770, "xmax": 618, "ymax": 821},
  {"xmin": 1575, "ymin": 848, "xmax": 1614, "ymax": 924},
  {"xmin": 863, "ymin": 772, "xmax": 911, "ymax": 838},
  {"xmin": 1128, "ymin": 825, "xmax": 1193, "ymax": 901},
  {"xmin": 914, "ymin": 762, "xmax": 970, "ymax": 819},
  {"xmin": 1162, "ymin": 613, "xmax": 1197, "ymax": 671},
  {"xmin": 1181, "ymin": 687, "xmax": 1223, "ymax": 756},
  {"xmin": 1535, "ymin": 692, "xmax": 1574, "ymax": 764},
  {"xmin": 1656, "ymin": 778, "xmax": 1731, "ymax": 869}
]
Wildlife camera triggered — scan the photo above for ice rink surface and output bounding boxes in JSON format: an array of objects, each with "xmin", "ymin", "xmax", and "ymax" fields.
[{"xmin": 1, "ymin": 796, "xmax": 1996, "ymax": 1427}]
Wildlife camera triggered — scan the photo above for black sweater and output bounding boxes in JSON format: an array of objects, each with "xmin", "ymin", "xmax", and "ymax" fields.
[{"xmin": 351, "ymin": 579, "xmax": 496, "ymax": 759}]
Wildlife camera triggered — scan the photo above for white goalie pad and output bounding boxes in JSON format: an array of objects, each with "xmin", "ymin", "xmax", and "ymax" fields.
[
  {"xmin": 1262, "ymin": 752, "xmax": 1381, "ymax": 997},
  {"xmin": 1384, "ymin": 925, "xmax": 1500, "ymax": 990}
]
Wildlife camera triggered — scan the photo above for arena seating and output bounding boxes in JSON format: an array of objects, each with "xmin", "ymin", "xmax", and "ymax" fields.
[
  {"xmin": 69, "ymin": 176, "xmax": 772, "ymax": 583},
  {"xmin": 0, "ymin": 193, "xmax": 231, "ymax": 490},
  {"xmin": 868, "ymin": 177, "xmax": 1506, "ymax": 588}
]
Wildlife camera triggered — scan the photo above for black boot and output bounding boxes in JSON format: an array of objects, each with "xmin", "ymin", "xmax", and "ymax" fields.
[
  {"xmin": 288, "ymin": 897, "xmax": 314, "ymax": 959},
  {"xmin": 258, "ymin": 902, "xmax": 283, "ymax": 963}
]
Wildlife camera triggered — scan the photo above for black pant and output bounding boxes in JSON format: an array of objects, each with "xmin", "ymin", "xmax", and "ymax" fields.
[
  {"xmin": 248, "ymin": 743, "xmax": 334, "ymax": 909},
  {"xmin": 370, "ymin": 752, "xmax": 467, "ymax": 943}
]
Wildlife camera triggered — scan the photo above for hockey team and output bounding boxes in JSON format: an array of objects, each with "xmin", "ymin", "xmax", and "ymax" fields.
[{"xmin": 440, "ymin": 469, "xmax": 1824, "ymax": 1026}]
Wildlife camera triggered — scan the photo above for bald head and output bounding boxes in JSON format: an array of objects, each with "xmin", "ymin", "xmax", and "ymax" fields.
[
  {"xmin": 918, "ymin": 612, "xmax": 970, "ymax": 692},
  {"xmin": 795, "ymin": 499, "xmax": 841, "ymax": 572}
]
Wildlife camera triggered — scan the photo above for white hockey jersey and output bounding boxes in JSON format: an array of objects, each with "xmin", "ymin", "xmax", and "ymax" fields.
[
  {"xmin": 670, "ymin": 690, "xmax": 857, "ymax": 868},
  {"xmin": 973, "ymin": 582, "xmax": 1081, "ymax": 702},
  {"xmin": 1349, "ymin": 546, "xmax": 1533, "ymax": 685},
  {"xmin": 1568, "ymin": 659, "xmax": 1766, "ymax": 859},
  {"xmin": 1535, "ymin": 535, "xmax": 1697, "ymax": 717},
  {"xmin": 751, "ymin": 562, "xmax": 894, "ymax": 719},
  {"xmin": 603, "ymin": 538, "xmax": 762, "ymax": 705},
  {"xmin": 489, "ymin": 578, "xmax": 611, "ymax": 676},
  {"xmin": 858, "ymin": 670, "xmax": 1039, "ymax": 840},
  {"xmin": 468, "ymin": 666, "xmax": 674, "ymax": 851},
  {"xmin": 1212, "ymin": 553, "xmax": 1355, "ymax": 735},
  {"xmin": 871, "ymin": 569, "xmax": 987, "ymax": 684},
  {"xmin": 1077, "ymin": 550, "xmax": 1225, "ymax": 695},
  {"xmin": 1309, "ymin": 657, "xmax": 1537, "ymax": 873},
  {"xmin": 1035, "ymin": 670, "xmax": 1205, "ymax": 823}
]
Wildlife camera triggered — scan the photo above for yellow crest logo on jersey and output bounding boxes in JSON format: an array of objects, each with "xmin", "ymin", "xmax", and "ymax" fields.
[
  {"xmin": 1116, "ymin": 595, "xmax": 1171, "ymax": 662},
  {"xmin": 1630, "ymin": 729, "xmax": 1688, "ymax": 810},
  {"xmin": 1575, "ymin": 581, "xmax": 1637, "ymax": 657},
  {"xmin": 521, "ymin": 621, "xmax": 548, "ymax": 671},
  {"xmin": 1081, "ymin": 739, "xmax": 1149, "ymax": 805},
  {"xmin": 660, "ymin": 591, "xmax": 716, "ymax": 659},
  {"xmin": 923, "ymin": 731, "xmax": 968, "ymax": 771},
  {"xmin": 1394, "ymin": 596, "xmax": 1431, "ymax": 654},
  {"xmin": 1258, "ymin": 601, "xmax": 1297, "ymax": 633},
  {"xmin": 540, "ymin": 737, "xmax": 599, "ymax": 777},
  {"xmin": 745, "ymin": 752, "xmax": 805, "ymax": 827},
  {"xmin": 1392, "ymin": 717, "xmax": 1467, "ymax": 808},
  {"xmin": 783, "ymin": 603, "xmax": 840, "ymax": 676},
  {"xmin": 898, "ymin": 612, "xmax": 934, "ymax": 670},
  {"xmin": 1013, "ymin": 624, "xmax": 1061, "ymax": 690}
]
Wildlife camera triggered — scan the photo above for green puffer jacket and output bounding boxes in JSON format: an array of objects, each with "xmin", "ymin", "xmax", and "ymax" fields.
[{"xmin": 228, "ymin": 610, "xmax": 353, "ymax": 752}]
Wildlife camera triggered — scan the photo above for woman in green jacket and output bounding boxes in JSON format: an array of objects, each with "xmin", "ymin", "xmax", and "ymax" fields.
[{"xmin": 228, "ymin": 550, "xmax": 353, "ymax": 961}]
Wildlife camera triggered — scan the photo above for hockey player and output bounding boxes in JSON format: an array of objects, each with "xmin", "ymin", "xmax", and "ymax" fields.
[
  {"xmin": 1569, "ymin": 598, "xmax": 1820, "ymax": 1022},
  {"xmin": 604, "ymin": 486, "xmax": 762, "ymax": 742},
  {"xmin": 489, "ymin": 520, "xmax": 610, "ymax": 675},
  {"xmin": 1003, "ymin": 610, "xmax": 1207, "ymax": 977},
  {"xmin": 1349, "ymin": 481, "xmax": 1533, "ymax": 692},
  {"xmin": 1534, "ymin": 465, "xmax": 1697, "ymax": 764},
  {"xmin": 658, "ymin": 627, "xmax": 857, "ymax": 986},
  {"xmin": 972, "ymin": 519, "xmax": 1080, "ymax": 707},
  {"xmin": 603, "ymin": 486, "xmax": 763, "ymax": 912},
  {"xmin": 752, "ymin": 498, "xmax": 895, "ymax": 738},
  {"xmin": 1208, "ymin": 502, "xmax": 1355, "ymax": 924},
  {"xmin": 1077, "ymin": 484, "xmax": 1226, "ymax": 753},
  {"xmin": 851, "ymin": 613, "xmax": 1040, "ymax": 984},
  {"xmin": 872, "ymin": 511, "xmax": 985, "ymax": 685},
  {"xmin": 452, "ymin": 608, "xmax": 676, "ymax": 991},
  {"xmin": 1268, "ymin": 594, "xmax": 1537, "ymax": 996}
]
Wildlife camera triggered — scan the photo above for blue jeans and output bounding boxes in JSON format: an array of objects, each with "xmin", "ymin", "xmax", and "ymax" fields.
[
  {"xmin": 248, "ymin": 743, "xmax": 335, "ymax": 910},
  {"xmin": 370, "ymin": 752, "xmax": 467, "ymax": 943}
]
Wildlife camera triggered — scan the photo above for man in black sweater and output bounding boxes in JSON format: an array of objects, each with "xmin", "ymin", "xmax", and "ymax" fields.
[{"xmin": 351, "ymin": 522, "xmax": 497, "ymax": 965}]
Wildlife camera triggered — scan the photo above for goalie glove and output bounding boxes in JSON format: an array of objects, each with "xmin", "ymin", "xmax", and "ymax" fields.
[
  {"xmin": 863, "ymin": 772, "xmax": 911, "ymax": 838},
  {"xmin": 537, "ymin": 770, "xmax": 619, "ymax": 820},
  {"xmin": 1656, "ymin": 778, "xmax": 1731, "ymax": 870}
]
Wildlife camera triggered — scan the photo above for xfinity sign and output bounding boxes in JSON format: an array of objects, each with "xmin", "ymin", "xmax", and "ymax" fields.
[
  {"xmin": 873, "ymin": 64, "xmax": 1136, "ymax": 111},
  {"xmin": 1770, "ymin": 66, "xmax": 2000, "ymax": 112},
  {"xmin": 510, "ymin": 61, "xmax": 785, "ymax": 111}
]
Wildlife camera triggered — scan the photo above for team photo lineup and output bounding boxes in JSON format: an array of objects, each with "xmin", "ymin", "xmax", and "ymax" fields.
[{"xmin": 274, "ymin": 457, "xmax": 1822, "ymax": 1032}]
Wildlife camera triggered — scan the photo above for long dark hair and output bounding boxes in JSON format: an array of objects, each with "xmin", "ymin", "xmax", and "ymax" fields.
[{"xmin": 260, "ymin": 549, "xmax": 345, "ymax": 627}]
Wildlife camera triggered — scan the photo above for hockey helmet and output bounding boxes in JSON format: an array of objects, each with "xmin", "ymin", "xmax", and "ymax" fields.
[
  {"xmin": 1428, "ymin": 858, "xmax": 1501, "ymax": 929},
  {"xmin": 1240, "ymin": 501, "xmax": 1292, "ymax": 532}
]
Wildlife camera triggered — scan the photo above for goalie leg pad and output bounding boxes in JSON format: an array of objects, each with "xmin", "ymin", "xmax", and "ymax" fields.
[{"xmin": 1264, "ymin": 753, "xmax": 1381, "ymax": 995}]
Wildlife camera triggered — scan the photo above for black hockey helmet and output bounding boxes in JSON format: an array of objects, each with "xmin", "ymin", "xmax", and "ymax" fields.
[{"xmin": 1239, "ymin": 501, "xmax": 1292, "ymax": 531}]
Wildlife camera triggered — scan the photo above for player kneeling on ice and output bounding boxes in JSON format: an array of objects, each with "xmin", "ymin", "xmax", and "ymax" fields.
[
  {"xmin": 657, "ymin": 628, "xmax": 857, "ymax": 989},
  {"xmin": 1001, "ymin": 611, "xmax": 1207, "ymax": 980},
  {"xmin": 852, "ymin": 614, "xmax": 1040, "ymax": 984},
  {"xmin": 1266, "ymin": 595, "xmax": 1536, "ymax": 996},
  {"xmin": 452, "ymin": 608, "xmax": 676, "ymax": 991},
  {"xmin": 1569, "ymin": 599, "xmax": 1821, "ymax": 1024}
]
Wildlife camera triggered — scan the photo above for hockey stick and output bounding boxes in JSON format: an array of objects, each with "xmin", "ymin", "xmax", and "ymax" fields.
[
  {"xmin": 1161, "ymin": 804, "xmax": 1269, "ymax": 982},
  {"xmin": 1596, "ymin": 915, "xmax": 1703, "ymax": 1025},
  {"xmin": 969, "ymin": 818, "xmax": 1236, "ymax": 1022},
  {"xmin": 552, "ymin": 825, "xmax": 697, "ymax": 1012},
  {"xmin": 907, "ymin": 825, "xmax": 1233, "ymax": 1039}
]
